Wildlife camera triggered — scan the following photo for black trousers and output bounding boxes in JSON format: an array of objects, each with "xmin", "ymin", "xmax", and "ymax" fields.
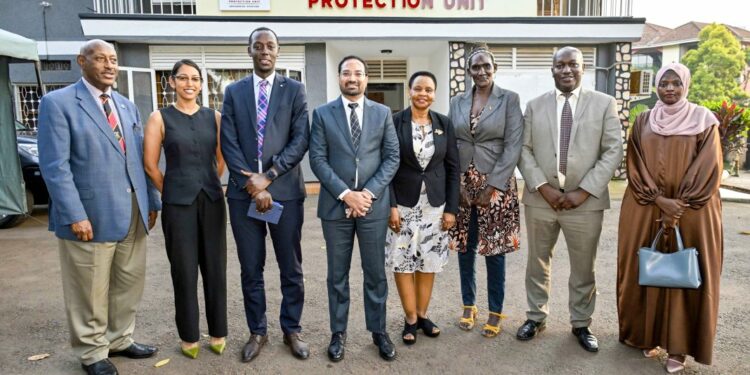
[
  {"xmin": 228, "ymin": 197, "xmax": 305, "ymax": 336},
  {"xmin": 162, "ymin": 191, "xmax": 228, "ymax": 342}
]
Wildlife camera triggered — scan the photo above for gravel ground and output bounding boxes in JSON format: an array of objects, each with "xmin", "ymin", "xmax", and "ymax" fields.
[{"xmin": 1, "ymin": 196, "xmax": 748, "ymax": 374}]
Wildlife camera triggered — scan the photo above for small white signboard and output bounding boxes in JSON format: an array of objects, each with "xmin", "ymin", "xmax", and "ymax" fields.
[{"xmin": 220, "ymin": 0, "xmax": 270, "ymax": 11}]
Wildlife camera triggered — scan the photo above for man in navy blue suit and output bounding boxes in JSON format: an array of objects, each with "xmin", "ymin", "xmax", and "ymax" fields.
[
  {"xmin": 220, "ymin": 27, "xmax": 310, "ymax": 362},
  {"xmin": 38, "ymin": 40, "xmax": 161, "ymax": 375}
]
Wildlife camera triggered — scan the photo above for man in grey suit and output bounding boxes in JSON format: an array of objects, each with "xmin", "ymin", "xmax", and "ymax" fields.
[
  {"xmin": 309, "ymin": 55, "xmax": 400, "ymax": 362},
  {"xmin": 516, "ymin": 47, "xmax": 623, "ymax": 352},
  {"xmin": 38, "ymin": 40, "xmax": 160, "ymax": 375}
]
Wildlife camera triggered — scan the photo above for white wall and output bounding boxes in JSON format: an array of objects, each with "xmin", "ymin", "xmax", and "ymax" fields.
[
  {"xmin": 323, "ymin": 40, "xmax": 450, "ymax": 114},
  {"xmin": 496, "ymin": 69, "xmax": 596, "ymax": 111},
  {"xmin": 662, "ymin": 45, "xmax": 681, "ymax": 64}
]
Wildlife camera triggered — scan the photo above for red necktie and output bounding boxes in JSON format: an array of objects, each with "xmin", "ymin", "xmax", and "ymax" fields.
[{"xmin": 100, "ymin": 94, "xmax": 126, "ymax": 153}]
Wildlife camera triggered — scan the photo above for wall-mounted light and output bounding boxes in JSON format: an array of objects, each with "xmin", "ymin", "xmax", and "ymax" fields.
[
  {"xmin": 380, "ymin": 49, "xmax": 392, "ymax": 55},
  {"xmin": 40, "ymin": 1, "xmax": 52, "ymax": 61}
]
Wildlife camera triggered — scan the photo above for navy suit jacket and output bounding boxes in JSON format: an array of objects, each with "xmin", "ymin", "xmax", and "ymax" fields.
[
  {"xmin": 309, "ymin": 97, "xmax": 400, "ymax": 220},
  {"xmin": 37, "ymin": 79, "xmax": 161, "ymax": 242},
  {"xmin": 220, "ymin": 75, "xmax": 310, "ymax": 201}
]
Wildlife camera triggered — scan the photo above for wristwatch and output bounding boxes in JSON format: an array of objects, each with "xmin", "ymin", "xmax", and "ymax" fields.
[{"xmin": 264, "ymin": 168, "xmax": 278, "ymax": 181}]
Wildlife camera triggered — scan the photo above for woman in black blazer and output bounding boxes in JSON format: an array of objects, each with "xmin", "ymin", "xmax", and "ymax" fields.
[{"xmin": 386, "ymin": 71, "xmax": 460, "ymax": 345}]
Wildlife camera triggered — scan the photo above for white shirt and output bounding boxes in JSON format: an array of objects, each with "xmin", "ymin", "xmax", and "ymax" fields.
[
  {"xmin": 81, "ymin": 77, "xmax": 122, "ymax": 130},
  {"xmin": 533, "ymin": 86, "xmax": 582, "ymax": 191},
  {"xmin": 341, "ymin": 95, "xmax": 365, "ymax": 136},
  {"xmin": 253, "ymin": 72, "xmax": 276, "ymax": 111},
  {"xmin": 337, "ymin": 95, "xmax": 374, "ymax": 201}
]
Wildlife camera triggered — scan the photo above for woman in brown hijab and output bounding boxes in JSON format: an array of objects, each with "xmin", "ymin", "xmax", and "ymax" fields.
[{"xmin": 617, "ymin": 62, "xmax": 722, "ymax": 373}]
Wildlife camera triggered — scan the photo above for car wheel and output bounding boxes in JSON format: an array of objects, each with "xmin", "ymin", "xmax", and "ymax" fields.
[{"xmin": 0, "ymin": 188, "xmax": 33, "ymax": 229}]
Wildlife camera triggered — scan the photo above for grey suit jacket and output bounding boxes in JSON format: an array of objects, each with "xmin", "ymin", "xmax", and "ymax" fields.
[
  {"xmin": 309, "ymin": 97, "xmax": 400, "ymax": 220},
  {"xmin": 448, "ymin": 84, "xmax": 523, "ymax": 191},
  {"xmin": 37, "ymin": 79, "xmax": 161, "ymax": 242},
  {"xmin": 518, "ymin": 88, "xmax": 623, "ymax": 211}
]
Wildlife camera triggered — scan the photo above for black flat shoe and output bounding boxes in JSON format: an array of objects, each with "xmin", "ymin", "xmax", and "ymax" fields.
[
  {"xmin": 402, "ymin": 319, "xmax": 417, "ymax": 345},
  {"xmin": 328, "ymin": 331, "xmax": 346, "ymax": 362},
  {"xmin": 572, "ymin": 327, "xmax": 599, "ymax": 352},
  {"xmin": 81, "ymin": 359, "xmax": 118, "ymax": 375},
  {"xmin": 109, "ymin": 342, "xmax": 158, "ymax": 359},
  {"xmin": 516, "ymin": 319, "xmax": 546, "ymax": 341},
  {"xmin": 417, "ymin": 316, "xmax": 441, "ymax": 338}
]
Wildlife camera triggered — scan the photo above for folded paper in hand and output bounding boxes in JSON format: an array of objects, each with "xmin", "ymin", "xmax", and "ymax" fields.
[{"xmin": 247, "ymin": 201, "xmax": 284, "ymax": 224}]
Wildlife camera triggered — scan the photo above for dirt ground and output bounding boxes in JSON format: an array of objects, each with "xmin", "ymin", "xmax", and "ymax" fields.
[{"xmin": 1, "ymin": 196, "xmax": 748, "ymax": 375}]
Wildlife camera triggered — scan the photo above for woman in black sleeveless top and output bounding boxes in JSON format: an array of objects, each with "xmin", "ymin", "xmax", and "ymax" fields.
[{"xmin": 144, "ymin": 59, "xmax": 227, "ymax": 358}]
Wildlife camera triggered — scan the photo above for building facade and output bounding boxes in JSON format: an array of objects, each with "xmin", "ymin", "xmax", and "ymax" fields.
[{"xmin": 2, "ymin": 0, "xmax": 644, "ymax": 179}]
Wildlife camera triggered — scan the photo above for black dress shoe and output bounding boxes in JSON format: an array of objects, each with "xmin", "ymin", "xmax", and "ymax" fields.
[
  {"xmin": 372, "ymin": 332, "xmax": 397, "ymax": 361},
  {"xmin": 81, "ymin": 359, "xmax": 118, "ymax": 375},
  {"xmin": 572, "ymin": 327, "xmax": 599, "ymax": 352},
  {"xmin": 327, "ymin": 331, "xmax": 346, "ymax": 362},
  {"xmin": 242, "ymin": 334, "xmax": 268, "ymax": 362},
  {"xmin": 284, "ymin": 333, "xmax": 310, "ymax": 359},
  {"xmin": 516, "ymin": 319, "xmax": 546, "ymax": 341},
  {"xmin": 108, "ymin": 342, "xmax": 158, "ymax": 359}
]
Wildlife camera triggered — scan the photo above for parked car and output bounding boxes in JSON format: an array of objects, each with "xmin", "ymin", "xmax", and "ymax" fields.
[{"xmin": 0, "ymin": 121, "xmax": 48, "ymax": 228}]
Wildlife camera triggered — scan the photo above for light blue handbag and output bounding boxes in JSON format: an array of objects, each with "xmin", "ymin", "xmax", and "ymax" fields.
[{"xmin": 638, "ymin": 226, "xmax": 702, "ymax": 289}]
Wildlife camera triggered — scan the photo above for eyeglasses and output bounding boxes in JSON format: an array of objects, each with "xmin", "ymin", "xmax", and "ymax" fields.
[
  {"xmin": 174, "ymin": 75, "xmax": 203, "ymax": 84},
  {"xmin": 340, "ymin": 71, "xmax": 366, "ymax": 79}
]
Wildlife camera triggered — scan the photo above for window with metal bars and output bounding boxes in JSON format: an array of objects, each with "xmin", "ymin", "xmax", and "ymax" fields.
[
  {"xmin": 14, "ymin": 84, "xmax": 69, "ymax": 130},
  {"xmin": 156, "ymin": 68, "xmax": 303, "ymax": 111}
]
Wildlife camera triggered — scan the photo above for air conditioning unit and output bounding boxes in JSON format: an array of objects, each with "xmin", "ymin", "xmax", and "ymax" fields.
[{"xmin": 630, "ymin": 70, "xmax": 653, "ymax": 96}]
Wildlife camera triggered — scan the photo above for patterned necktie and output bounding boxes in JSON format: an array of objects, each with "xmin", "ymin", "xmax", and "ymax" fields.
[
  {"xmin": 100, "ymin": 94, "xmax": 125, "ymax": 152},
  {"xmin": 348, "ymin": 102, "xmax": 361, "ymax": 150},
  {"xmin": 559, "ymin": 92, "xmax": 573, "ymax": 175},
  {"xmin": 257, "ymin": 80, "xmax": 269, "ymax": 162}
]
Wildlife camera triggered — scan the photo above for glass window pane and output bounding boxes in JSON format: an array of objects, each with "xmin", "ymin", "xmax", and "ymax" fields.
[
  {"xmin": 288, "ymin": 70, "xmax": 302, "ymax": 82},
  {"xmin": 206, "ymin": 69, "xmax": 253, "ymax": 111},
  {"xmin": 156, "ymin": 70, "xmax": 176, "ymax": 109},
  {"xmin": 132, "ymin": 71, "xmax": 155, "ymax": 119},
  {"xmin": 115, "ymin": 70, "xmax": 130, "ymax": 98}
]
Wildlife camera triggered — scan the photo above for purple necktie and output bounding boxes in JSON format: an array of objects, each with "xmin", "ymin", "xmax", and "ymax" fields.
[{"xmin": 257, "ymin": 80, "xmax": 269, "ymax": 163}]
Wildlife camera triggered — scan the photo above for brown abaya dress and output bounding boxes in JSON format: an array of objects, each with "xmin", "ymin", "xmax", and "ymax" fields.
[{"xmin": 617, "ymin": 110, "xmax": 723, "ymax": 365}]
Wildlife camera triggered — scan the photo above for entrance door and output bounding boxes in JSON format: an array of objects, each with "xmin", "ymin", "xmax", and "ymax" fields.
[
  {"xmin": 116, "ymin": 67, "xmax": 157, "ymax": 119},
  {"xmin": 366, "ymin": 83, "xmax": 405, "ymax": 113}
]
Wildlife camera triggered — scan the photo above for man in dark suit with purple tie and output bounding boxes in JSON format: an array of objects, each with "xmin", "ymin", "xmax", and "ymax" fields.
[{"xmin": 220, "ymin": 27, "xmax": 310, "ymax": 362}]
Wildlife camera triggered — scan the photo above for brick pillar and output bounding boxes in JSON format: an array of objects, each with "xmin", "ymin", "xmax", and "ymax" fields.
[
  {"xmin": 613, "ymin": 42, "xmax": 632, "ymax": 179},
  {"xmin": 449, "ymin": 42, "xmax": 467, "ymax": 98}
]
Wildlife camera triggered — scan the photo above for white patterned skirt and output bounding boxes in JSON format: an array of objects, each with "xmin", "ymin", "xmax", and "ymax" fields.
[{"xmin": 385, "ymin": 191, "xmax": 450, "ymax": 273}]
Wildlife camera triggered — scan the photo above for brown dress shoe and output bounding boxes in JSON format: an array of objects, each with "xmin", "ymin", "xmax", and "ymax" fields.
[
  {"xmin": 283, "ymin": 333, "xmax": 310, "ymax": 359},
  {"xmin": 241, "ymin": 334, "xmax": 268, "ymax": 362}
]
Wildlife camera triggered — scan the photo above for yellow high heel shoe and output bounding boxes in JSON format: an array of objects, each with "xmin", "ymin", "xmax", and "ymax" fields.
[
  {"xmin": 481, "ymin": 312, "xmax": 508, "ymax": 338},
  {"xmin": 181, "ymin": 343, "xmax": 200, "ymax": 359},
  {"xmin": 458, "ymin": 305, "xmax": 478, "ymax": 331},
  {"xmin": 209, "ymin": 338, "xmax": 226, "ymax": 355}
]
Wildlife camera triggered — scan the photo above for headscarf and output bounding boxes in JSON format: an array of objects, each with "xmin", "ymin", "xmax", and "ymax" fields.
[{"xmin": 648, "ymin": 63, "xmax": 717, "ymax": 136}]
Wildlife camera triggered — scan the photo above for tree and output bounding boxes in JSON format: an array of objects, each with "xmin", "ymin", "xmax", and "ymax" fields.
[{"xmin": 681, "ymin": 24, "xmax": 746, "ymax": 103}]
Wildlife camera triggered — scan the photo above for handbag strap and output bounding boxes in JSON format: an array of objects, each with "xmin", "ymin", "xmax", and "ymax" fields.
[{"xmin": 649, "ymin": 225, "xmax": 686, "ymax": 252}]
